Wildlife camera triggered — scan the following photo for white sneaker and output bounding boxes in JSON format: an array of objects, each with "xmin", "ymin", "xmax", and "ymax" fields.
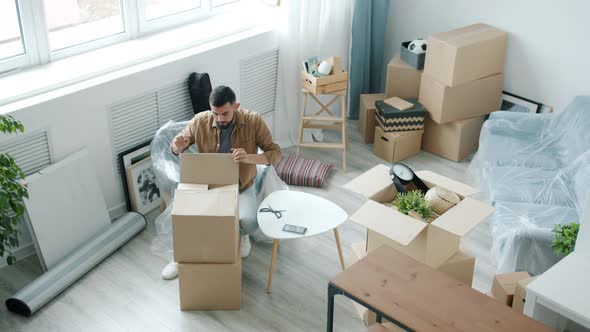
[
  {"xmin": 161, "ymin": 260, "xmax": 178, "ymax": 280},
  {"xmin": 240, "ymin": 235, "xmax": 252, "ymax": 258}
]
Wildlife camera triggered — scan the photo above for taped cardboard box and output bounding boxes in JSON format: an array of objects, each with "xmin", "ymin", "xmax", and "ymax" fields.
[
  {"xmin": 512, "ymin": 276, "xmax": 538, "ymax": 313},
  {"xmin": 422, "ymin": 114, "xmax": 485, "ymax": 162},
  {"xmin": 419, "ymin": 72, "xmax": 503, "ymax": 124},
  {"xmin": 491, "ymin": 271, "xmax": 531, "ymax": 306},
  {"xmin": 172, "ymin": 153, "xmax": 240, "ymax": 264},
  {"xmin": 359, "ymin": 93, "xmax": 385, "ymax": 144},
  {"xmin": 373, "ymin": 127, "xmax": 423, "ymax": 163},
  {"xmin": 178, "ymin": 251, "xmax": 241, "ymax": 310},
  {"xmin": 385, "ymin": 55, "xmax": 422, "ymax": 100},
  {"xmin": 424, "ymin": 23, "xmax": 508, "ymax": 87},
  {"xmin": 344, "ymin": 164, "xmax": 495, "ymax": 268}
]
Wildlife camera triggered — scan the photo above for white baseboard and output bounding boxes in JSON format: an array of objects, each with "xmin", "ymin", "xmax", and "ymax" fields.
[
  {"xmin": 108, "ymin": 203, "xmax": 128, "ymax": 221},
  {"xmin": 0, "ymin": 242, "xmax": 36, "ymax": 269}
]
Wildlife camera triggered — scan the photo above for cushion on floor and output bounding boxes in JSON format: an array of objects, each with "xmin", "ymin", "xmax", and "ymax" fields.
[{"xmin": 274, "ymin": 155, "xmax": 333, "ymax": 188}]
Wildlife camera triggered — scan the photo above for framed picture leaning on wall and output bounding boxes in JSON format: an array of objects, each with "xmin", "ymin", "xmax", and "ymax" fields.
[
  {"xmin": 126, "ymin": 156, "xmax": 161, "ymax": 215},
  {"xmin": 500, "ymin": 91, "xmax": 542, "ymax": 113},
  {"xmin": 117, "ymin": 140, "xmax": 154, "ymax": 212}
]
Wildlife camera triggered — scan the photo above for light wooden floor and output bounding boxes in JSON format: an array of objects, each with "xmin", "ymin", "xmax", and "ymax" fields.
[{"xmin": 0, "ymin": 120, "xmax": 496, "ymax": 332}]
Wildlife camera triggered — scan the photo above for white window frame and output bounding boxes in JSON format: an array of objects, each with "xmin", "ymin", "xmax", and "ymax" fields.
[
  {"xmin": 137, "ymin": 0, "xmax": 212, "ymax": 35},
  {"xmin": 0, "ymin": 0, "xmax": 249, "ymax": 74}
]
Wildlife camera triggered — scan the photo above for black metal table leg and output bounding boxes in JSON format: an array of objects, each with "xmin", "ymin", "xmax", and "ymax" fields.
[
  {"xmin": 327, "ymin": 283, "xmax": 338, "ymax": 332},
  {"xmin": 376, "ymin": 312, "xmax": 383, "ymax": 323}
]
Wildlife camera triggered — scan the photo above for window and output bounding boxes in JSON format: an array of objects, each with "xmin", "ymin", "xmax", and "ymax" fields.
[
  {"xmin": 0, "ymin": 0, "xmax": 250, "ymax": 74},
  {"xmin": 43, "ymin": 0, "xmax": 125, "ymax": 52},
  {"xmin": 0, "ymin": 1, "xmax": 28, "ymax": 72}
]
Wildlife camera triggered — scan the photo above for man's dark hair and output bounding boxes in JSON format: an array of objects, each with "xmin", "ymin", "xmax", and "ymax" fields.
[{"xmin": 209, "ymin": 85, "xmax": 236, "ymax": 107}]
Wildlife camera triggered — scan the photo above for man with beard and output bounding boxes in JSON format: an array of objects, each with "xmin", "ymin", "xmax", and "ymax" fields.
[{"xmin": 162, "ymin": 85, "xmax": 281, "ymax": 279}]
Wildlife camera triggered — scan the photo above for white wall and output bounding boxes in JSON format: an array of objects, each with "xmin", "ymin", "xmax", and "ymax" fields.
[
  {"xmin": 0, "ymin": 30, "xmax": 278, "ymax": 266},
  {"xmin": 383, "ymin": 0, "xmax": 590, "ymax": 112}
]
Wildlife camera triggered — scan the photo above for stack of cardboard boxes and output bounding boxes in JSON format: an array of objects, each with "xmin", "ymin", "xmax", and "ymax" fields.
[
  {"xmin": 491, "ymin": 272, "xmax": 539, "ymax": 313},
  {"xmin": 172, "ymin": 154, "xmax": 242, "ymax": 310},
  {"xmin": 420, "ymin": 23, "xmax": 507, "ymax": 161},
  {"xmin": 358, "ymin": 23, "xmax": 507, "ymax": 162},
  {"xmin": 344, "ymin": 164, "xmax": 495, "ymax": 326}
]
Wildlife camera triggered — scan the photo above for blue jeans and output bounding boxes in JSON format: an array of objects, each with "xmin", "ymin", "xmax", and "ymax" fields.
[{"xmin": 239, "ymin": 185, "xmax": 258, "ymax": 236}]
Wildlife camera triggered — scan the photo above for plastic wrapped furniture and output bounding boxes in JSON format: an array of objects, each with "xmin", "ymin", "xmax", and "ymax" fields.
[
  {"xmin": 469, "ymin": 96, "xmax": 590, "ymax": 275},
  {"xmin": 149, "ymin": 121, "xmax": 288, "ymax": 258}
]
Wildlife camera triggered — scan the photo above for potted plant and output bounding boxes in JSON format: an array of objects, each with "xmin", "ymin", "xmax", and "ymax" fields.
[
  {"xmin": 393, "ymin": 190, "xmax": 432, "ymax": 220},
  {"xmin": 0, "ymin": 115, "xmax": 28, "ymax": 265},
  {"xmin": 551, "ymin": 222, "xmax": 579, "ymax": 256}
]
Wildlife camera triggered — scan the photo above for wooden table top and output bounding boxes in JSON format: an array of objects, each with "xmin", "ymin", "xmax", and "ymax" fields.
[{"xmin": 330, "ymin": 245, "xmax": 556, "ymax": 332}]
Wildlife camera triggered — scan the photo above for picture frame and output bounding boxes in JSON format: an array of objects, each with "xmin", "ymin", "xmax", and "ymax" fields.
[
  {"xmin": 126, "ymin": 156, "xmax": 161, "ymax": 214},
  {"xmin": 118, "ymin": 140, "xmax": 153, "ymax": 211},
  {"xmin": 500, "ymin": 91, "xmax": 542, "ymax": 114}
]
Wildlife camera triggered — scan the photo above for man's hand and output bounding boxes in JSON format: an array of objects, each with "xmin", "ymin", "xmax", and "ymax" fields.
[
  {"xmin": 172, "ymin": 134, "xmax": 191, "ymax": 154},
  {"xmin": 231, "ymin": 148, "xmax": 250, "ymax": 163}
]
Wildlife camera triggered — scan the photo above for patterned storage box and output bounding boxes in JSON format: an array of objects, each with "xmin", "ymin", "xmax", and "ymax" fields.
[{"xmin": 375, "ymin": 98, "xmax": 426, "ymax": 132}]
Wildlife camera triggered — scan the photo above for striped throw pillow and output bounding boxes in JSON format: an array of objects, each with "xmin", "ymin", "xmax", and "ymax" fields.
[{"xmin": 275, "ymin": 155, "xmax": 333, "ymax": 188}]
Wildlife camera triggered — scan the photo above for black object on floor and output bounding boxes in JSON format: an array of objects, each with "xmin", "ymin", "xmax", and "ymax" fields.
[{"xmin": 188, "ymin": 72, "xmax": 212, "ymax": 115}]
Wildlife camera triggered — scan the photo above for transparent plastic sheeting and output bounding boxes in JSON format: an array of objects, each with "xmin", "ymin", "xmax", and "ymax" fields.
[
  {"xmin": 469, "ymin": 96, "xmax": 590, "ymax": 275},
  {"xmin": 149, "ymin": 121, "xmax": 288, "ymax": 259}
]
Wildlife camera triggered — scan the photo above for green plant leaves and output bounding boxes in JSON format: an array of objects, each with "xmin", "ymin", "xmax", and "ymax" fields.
[
  {"xmin": 0, "ymin": 114, "xmax": 27, "ymax": 265},
  {"xmin": 392, "ymin": 190, "xmax": 433, "ymax": 220},
  {"xmin": 551, "ymin": 222, "xmax": 580, "ymax": 256}
]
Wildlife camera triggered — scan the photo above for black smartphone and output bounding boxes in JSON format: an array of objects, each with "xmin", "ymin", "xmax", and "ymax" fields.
[{"xmin": 282, "ymin": 224, "xmax": 307, "ymax": 235}]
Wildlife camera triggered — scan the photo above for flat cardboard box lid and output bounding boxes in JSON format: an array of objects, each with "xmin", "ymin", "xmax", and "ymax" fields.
[
  {"xmin": 431, "ymin": 197, "xmax": 496, "ymax": 236},
  {"xmin": 179, "ymin": 153, "xmax": 239, "ymax": 185},
  {"xmin": 177, "ymin": 183, "xmax": 209, "ymax": 191},
  {"xmin": 432, "ymin": 23, "xmax": 507, "ymax": 48},
  {"xmin": 343, "ymin": 164, "xmax": 391, "ymax": 198},
  {"xmin": 350, "ymin": 200, "xmax": 427, "ymax": 246},
  {"xmin": 172, "ymin": 190, "xmax": 237, "ymax": 216}
]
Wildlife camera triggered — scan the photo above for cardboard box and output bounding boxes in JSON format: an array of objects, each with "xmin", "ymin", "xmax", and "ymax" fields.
[
  {"xmin": 373, "ymin": 127, "xmax": 423, "ymax": 163},
  {"xmin": 424, "ymin": 23, "xmax": 508, "ymax": 87},
  {"xmin": 301, "ymin": 57, "xmax": 348, "ymax": 95},
  {"xmin": 419, "ymin": 72, "xmax": 503, "ymax": 124},
  {"xmin": 385, "ymin": 55, "xmax": 422, "ymax": 100},
  {"xmin": 351, "ymin": 242, "xmax": 367, "ymax": 264},
  {"xmin": 172, "ymin": 190, "xmax": 239, "ymax": 263},
  {"xmin": 422, "ymin": 115, "xmax": 485, "ymax": 162},
  {"xmin": 178, "ymin": 254, "xmax": 241, "ymax": 310},
  {"xmin": 359, "ymin": 93, "xmax": 385, "ymax": 144},
  {"xmin": 344, "ymin": 165, "xmax": 495, "ymax": 268},
  {"xmin": 172, "ymin": 153, "xmax": 240, "ymax": 264},
  {"xmin": 512, "ymin": 276, "xmax": 538, "ymax": 313},
  {"xmin": 491, "ymin": 271, "xmax": 531, "ymax": 306}
]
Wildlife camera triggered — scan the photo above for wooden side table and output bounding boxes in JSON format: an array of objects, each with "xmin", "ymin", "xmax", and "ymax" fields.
[{"xmin": 327, "ymin": 245, "xmax": 556, "ymax": 332}]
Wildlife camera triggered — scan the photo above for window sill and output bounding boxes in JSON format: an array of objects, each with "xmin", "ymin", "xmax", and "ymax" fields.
[{"xmin": 0, "ymin": 5, "xmax": 279, "ymax": 114}]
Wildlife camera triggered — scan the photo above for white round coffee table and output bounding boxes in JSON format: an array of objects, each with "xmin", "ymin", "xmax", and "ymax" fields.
[{"xmin": 257, "ymin": 190, "xmax": 348, "ymax": 293}]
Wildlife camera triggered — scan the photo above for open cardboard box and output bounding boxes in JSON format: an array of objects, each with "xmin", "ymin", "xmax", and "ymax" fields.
[
  {"xmin": 301, "ymin": 56, "xmax": 348, "ymax": 95},
  {"xmin": 344, "ymin": 164, "xmax": 495, "ymax": 268},
  {"xmin": 172, "ymin": 153, "xmax": 240, "ymax": 264}
]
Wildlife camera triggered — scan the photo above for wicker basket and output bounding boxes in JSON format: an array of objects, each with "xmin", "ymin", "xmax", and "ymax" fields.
[{"xmin": 425, "ymin": 186, "xmax": 460, "ymax": 215}]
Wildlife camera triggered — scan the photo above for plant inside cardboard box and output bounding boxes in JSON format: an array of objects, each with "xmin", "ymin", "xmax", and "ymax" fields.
[{"xmin": 393, "ymin": 190, "xmax": 432, "ymax": 220}]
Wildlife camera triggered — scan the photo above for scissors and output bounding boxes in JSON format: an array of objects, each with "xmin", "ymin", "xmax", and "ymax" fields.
[{"xmin": 259, "ymin": 204, "xmax": 286, "ymax": 219}]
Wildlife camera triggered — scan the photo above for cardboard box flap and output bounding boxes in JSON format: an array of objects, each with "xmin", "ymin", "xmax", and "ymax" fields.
[
  {"xmin": 415, "ymin": 170, "xmax": 478, "ymax": 198},
  {"xmin": 177, "ymin": 183, "xmax": 209, "ymax": 191},
  {"xmin": 433, "ymin": 23, "xmax": 507, "ymax": 47},
  {"xmin": 350, "ymin": 200, "xmax": 427, "ymax": 246},
  {"xmin": 172, "ymin": 190, "xmax": 237, "ymax": 216},
  {"xmin": 179, "ymin": 153, "xmax": 239, "ymax": 185},
  {"xmin": 431, "ymin": 197, "xmax": 495, "ymax": 236},
  {"xmin": 343, "ymin": 164, "xmax": 392, "ymax": 198}
]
